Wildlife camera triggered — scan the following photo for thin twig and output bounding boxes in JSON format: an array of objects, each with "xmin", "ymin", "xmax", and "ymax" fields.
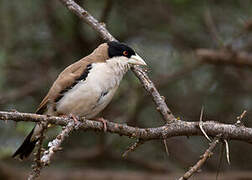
[
  {"xmin": 179, "ymin": 138, "xmax": 220, "ymax": 180},
  {"xmin": 122, "ymin": 139, "xmax": 145, "ymax": 158},
  {"xmin": 40, "ymin": 120, "xmax": 76, "ymax": 166},
  {"xmin": 236, "ymin": 110, "xmax": 247, "ymax": 126},
  {"xmin": 28, "ymin": 120, "xmax": 77, "ymax": 179},
  {"xmin": 28, "ymin": 122, "xmax": 48, "ymax": 180}
]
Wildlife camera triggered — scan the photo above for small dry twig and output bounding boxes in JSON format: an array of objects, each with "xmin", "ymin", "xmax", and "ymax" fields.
[
  {"xmin": 27, "ymin": 120, "xmax": 76, "ymax": 179},
  {"xmin": 236, "ymin": 110, "xmax": 247, "ymax": 126},
  {"xmin": 179, "ymin": 138, "xmax": 220, "ymax": 180},
  {"xmin": 122, "ymin": 139, "xmax": 145, "ymax": 158},
  {"xmin": 40, "ymin": 120, "xmax": 76, "ymax": 166},
  {"xmin": 28, "ymin": 122, "xmax": 48, "ymax": 180}
]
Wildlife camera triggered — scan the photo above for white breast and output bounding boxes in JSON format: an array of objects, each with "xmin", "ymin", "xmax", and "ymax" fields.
[{"xmin": 56, "ymin": 57, "xmax": 129, "ymax": 118}]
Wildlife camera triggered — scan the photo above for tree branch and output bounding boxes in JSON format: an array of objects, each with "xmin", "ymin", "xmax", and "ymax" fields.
[{"xmin": 2, "ymin": 111, "xmax": 252, "ymax": 143}]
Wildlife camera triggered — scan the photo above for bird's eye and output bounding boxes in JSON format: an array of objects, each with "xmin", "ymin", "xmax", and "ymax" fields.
[{"xmin": 123, "ymin": 51, "xmax": 128, "ymax": 56}]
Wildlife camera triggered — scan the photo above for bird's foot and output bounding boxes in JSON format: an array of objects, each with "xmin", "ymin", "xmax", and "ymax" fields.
[
  {"xmin": 60, "ymin": 114, "xmax": 81, "ymax": 128},
  {"xmin": 69, "ymin": 114, "xmax": 79, "ymax": 123},
  {"xmin": 96, "ymin": 117, "xmax": 107, "ymax": 132},
  {"xmin": 69, "ymin": 114, "xmax": 82, "ymax": 130}
]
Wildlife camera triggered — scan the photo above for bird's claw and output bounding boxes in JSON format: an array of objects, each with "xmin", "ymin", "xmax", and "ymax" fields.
[
  {"xmin": 60, "ymin": 114, "xmax": 81, "ymax": 128},
  {"xmin": 69, "ymin": 114, "xmax": 79, "ymax": 123},
  {"xmin": 97, "ymin": 117, "xmax": 107, "ymax": 132}
]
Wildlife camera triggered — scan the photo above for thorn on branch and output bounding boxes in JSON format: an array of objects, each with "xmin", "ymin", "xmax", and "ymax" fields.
[
  {"xmin": 199, "ymin": 107, "xmax": 212, "ymax": 142},
  {"xmin": 163, "ymin": 139, "xmax": 169, "ymax": 156},
  {"xmin": 235, "ymin": 110, "xmax": 247, "ymax": 126},
  {"xmin": 223, "ymin": 139, "xmax": 230, "ymax": 165}
]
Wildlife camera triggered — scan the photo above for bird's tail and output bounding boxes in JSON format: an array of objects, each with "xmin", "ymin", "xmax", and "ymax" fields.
[{"xmin": 12, "ymin": 126, "xmax": 38, "ymax": 160}]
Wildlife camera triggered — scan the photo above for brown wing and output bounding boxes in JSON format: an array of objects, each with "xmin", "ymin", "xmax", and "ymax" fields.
[
  {"xmin": 35, "ymin": 60, "xmax": 90, "ymax": 114},
  {"xmin": 35, "ymin": 43, "xmax": 109, "ymax": 115}
]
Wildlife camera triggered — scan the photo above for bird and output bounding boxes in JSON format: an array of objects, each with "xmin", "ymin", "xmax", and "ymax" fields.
[{"xmin": 12, "ymin": 41, "xmax": 147, "ymax": 160}]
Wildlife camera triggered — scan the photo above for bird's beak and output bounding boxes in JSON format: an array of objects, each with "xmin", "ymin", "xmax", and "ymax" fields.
[{"xmin": 128, "ymin": 54, "xmax": 147, "ymax": 66}]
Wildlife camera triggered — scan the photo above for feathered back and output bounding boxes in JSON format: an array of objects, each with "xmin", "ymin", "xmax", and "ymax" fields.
[{"xmin": 36, "ymin": 43, "xmax": 109, "ymax": 115}]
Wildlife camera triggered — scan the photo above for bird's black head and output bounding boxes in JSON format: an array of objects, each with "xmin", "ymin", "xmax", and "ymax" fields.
[
  {"xmin": 106, "ymin": 41, "xmax": 147, "ymax": 66},
  {"xmin": 107, "ymin": 41, "xmax": 136, "ymax": 58}
]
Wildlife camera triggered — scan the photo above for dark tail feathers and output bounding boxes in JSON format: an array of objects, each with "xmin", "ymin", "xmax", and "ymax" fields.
[{"xmin": 12, "ymin": 127, "xmax": 37, "ymax": 160}]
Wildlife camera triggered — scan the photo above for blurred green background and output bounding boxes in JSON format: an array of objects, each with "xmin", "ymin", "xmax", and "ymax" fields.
[{"xmin": 0, "ymin": 0, "xmax": 252, "ymax": 179}]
